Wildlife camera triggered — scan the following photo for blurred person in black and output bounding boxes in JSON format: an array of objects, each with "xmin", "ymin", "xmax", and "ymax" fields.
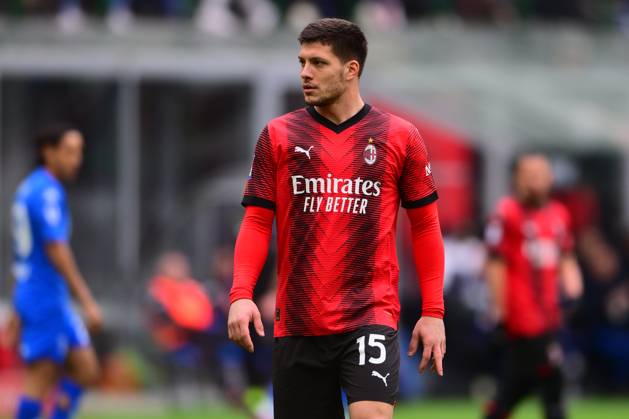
[
  {"xmin": 575, "ymin": 228, "xmax": 629, "ymax": 390},
  {"xmin": 206, "ymin": 245, "xmax": 275, "ymax": 418},
  {"xmin": 483, "ymin": 154, "xmax": 583, "ymax": 419}
]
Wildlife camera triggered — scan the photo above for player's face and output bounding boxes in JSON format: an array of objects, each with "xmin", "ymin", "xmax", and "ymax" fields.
[
  {"xmin": 299, "ymin": 42, "xmax": 351, "ymax": 107},
  {"xmin": 47, "ymin": 130, "xmax": 84, "ymax": 181},
  {"xmin": 514, "ymin": 156, "xmax": 554, "ymax": 207}
]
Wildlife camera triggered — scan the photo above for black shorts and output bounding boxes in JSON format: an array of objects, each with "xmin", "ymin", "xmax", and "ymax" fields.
[
  {"xmin": 487, "ymin": 334, "xmax": 565, "ymax": 419},
  {"xmin": 272, "ymin": 324, "xmax": 400, "ymax": 419},
  {"xmin": 504, "ymin": 334, "xmax": 562, "ymax": 377}
]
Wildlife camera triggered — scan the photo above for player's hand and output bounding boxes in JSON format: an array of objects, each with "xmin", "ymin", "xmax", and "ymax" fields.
[
  {"xmin": 227, "ymin": 299, "xmax": 265, "ymax": 353},
  {"xmin": 82, "ymin": 299, "xmax": 103, "ymax": 332},
  {"xmin": 2, "ymin": 310, "xmax": 20, "ymax": 349},
  {"xmin": 408, "ymin": 316, "xmax": 446, "ymax": 376}
]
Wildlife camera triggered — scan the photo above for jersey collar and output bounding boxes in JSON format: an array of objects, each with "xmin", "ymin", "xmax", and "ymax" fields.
[
  {"xmin": 37, "ymin": 166, "xmax": 61, "ymax": 185},
  {"xmin": 306, "ymin": 104, "xmax": 372, "ymax": 134}
]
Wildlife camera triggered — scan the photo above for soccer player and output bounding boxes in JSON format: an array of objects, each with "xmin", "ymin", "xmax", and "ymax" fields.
[
  {"xmin": 228, "ymin": 18, "xmax": 446, "ymax": 419},
  {"xmin": 483, "ymin": 154, "xmax": 583, "ymax": 419},
  {"xmin": 10, "ymin": 124, "xmax": 102, "ymax": 419}
]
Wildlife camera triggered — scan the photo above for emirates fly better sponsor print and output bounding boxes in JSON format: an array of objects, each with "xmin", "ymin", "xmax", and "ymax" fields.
[{"xmin": 291, "ymin": 174, "xmax": 382, "ymax": 215}]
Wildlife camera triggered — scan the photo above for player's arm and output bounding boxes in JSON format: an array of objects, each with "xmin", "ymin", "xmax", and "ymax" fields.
[
  {"xmin": 485, "ymin": 255, "xmax": 507, "ymax": 323},
  {"xmin": 405, "ymin": 202, "xmax": 446, "ymax": 376},
  {"xmin": 2, "ymin": 281, "xmax": 21, "ymax": 349},
  {"xmin": 33, "ymin": 188, "xmax": 101, "ymax": 331},
  {"xmin": 46, "ymin": 242, "xmax": 102, "ymax": 331},
  {"xmin": 557, "ymin": 209, "xmax": 582, "ymax": 300},
  {"xmin": 229, "ymin": 125, "xmax": 276, "ymax": 352},
  {"xmin": 227, "ymin": 206, "xmax": 274, "ymax": 353},
  {"xmin": 483, "ymin": 211, "xmax": 508, "ymax": 323},
  {"xmin": 559, "ymin": 254, "xmax": 583, "ymax": 300},
  {"xmin": 2, "ymin": 308, "xmax": 20, "ymax": 349}
]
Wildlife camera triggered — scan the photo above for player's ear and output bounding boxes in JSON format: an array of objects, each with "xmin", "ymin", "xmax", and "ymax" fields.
[{"xmin": 345, "ymin": 60, "xmax": 360, "ymax": 81}]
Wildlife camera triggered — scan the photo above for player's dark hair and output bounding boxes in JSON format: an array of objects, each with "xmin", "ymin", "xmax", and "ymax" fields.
[
  {"xmin": 35, "ymin": 122, "xmax": 78, "ymax": 166},
  {"xmin": 299, "ymin": 18, "xmax": 368, "ymax": 77}
]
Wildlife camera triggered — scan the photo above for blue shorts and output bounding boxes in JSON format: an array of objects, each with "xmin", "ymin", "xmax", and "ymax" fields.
[{"xmin": 17, "ymin": 304, "xmax": 90, "ymax": 364}]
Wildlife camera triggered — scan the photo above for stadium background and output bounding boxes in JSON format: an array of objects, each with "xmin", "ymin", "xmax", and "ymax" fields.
[{"xmin": 0, "ymin": 1, "xmax": 629, "ymax": 418}]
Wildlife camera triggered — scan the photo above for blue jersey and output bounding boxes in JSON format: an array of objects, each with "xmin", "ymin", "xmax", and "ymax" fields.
[{"xmin": 12, "ymin": 168, "xmax": 72, "ymax": 312}]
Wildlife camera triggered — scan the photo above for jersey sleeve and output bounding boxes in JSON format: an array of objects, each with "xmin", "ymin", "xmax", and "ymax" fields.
[
  {"xmin": 31, "ymin": 186, "xmax": 68, "ymax": 243},
  {"xmin": 230, "ymin": 206, "xmax": 274, "ymax": 303},
  {"xmin": 485, "ymin": 204, "xmax": 509, "ymax": 259},
  {"xmin": 242, "ymin": 126, "xmax": 276, "ymax": 210},
  {"xmin": 407, "ymin": 202, "xmax": 445, "ymax": 319},
  {"xmin": 399, "ymin": 126, "xmax": 438, "ymax": 208},
  {"xmin": 557, "ymin": 204, "xmax": 575, "ymax": 254}
]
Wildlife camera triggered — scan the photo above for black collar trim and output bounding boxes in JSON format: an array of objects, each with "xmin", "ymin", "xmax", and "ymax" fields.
[{"xmin": 306, "ymin": 104, "xmax": 371, "ymax": 134}]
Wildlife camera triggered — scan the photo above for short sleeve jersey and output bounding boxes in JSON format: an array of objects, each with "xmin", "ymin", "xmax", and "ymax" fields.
[
  {"xmin": 12, "ymin": 168, "xmax": 72, "ymax": 312},
  {"xmin": 242, "ymin": 104, "xmax": 438, "ymax": 337},
  {"xmin": 485, "ymin": 197, "xmax": 573, "ymax": 337}
]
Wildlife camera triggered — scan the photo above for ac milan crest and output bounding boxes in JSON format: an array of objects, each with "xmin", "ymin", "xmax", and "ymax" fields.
[{"xmin": 364, "ymin": 144, "xmax": 377, "ymax": 165}]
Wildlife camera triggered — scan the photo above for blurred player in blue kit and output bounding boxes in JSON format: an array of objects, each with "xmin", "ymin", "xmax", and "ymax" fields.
[{"xmin": 9, "ymin": 124, "xmax": 102, "ymax": 419}]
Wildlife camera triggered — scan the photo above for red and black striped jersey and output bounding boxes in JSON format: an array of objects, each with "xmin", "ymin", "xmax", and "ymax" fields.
[{"xmin": 243, "ymin": 104, "xmax": 438, "ymax": 337}]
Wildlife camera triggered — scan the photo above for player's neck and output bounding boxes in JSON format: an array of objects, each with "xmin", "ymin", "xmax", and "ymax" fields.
[
  {"xmin": 517, "ymin": 196, "xmax": 549, "ymax": 210},
  {"xmin": 314, "ymin": 92, "xmax": 365, "ymax": 126},
  {"xmin": 43, "ymin": 164, "xmax": 60, "ymax": 181}
]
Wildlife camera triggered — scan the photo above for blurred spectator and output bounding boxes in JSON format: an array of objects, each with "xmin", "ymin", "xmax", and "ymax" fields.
[
  {"xmin": 440, "ymin": 228, "xmax": 494, "ymax": 394},
  {"xmin": 4, "ymin": 0, "xmax": 629, "ymax": 32},
  {"xmin": 147, "ymin": 251, "xmax": 214, "ymax": 353},
  {"xmin": 57, "ymin": 0, "xmax": 133, "ymax": 33},
  {"xmin": 204, "ymin": 246, "xmax": 274, "ymax": 418},
  {"xmin": 56, "ymin": 0, "xmax": 191, "ymax": 33},
  {"xmin": 146, "ymin": 251, "xmax": 215, "ymax": 404},
  {"xmin": 282, "ymin": 0, "xmax": 406, "ymax": 31},
  {"xmin": 283, "ymin": 1, "xmax": 322, "ymax": 31},
  {"xmin": 620, "ymin": 0, "xmax": 629, "ymax": 33},
  {"xmin": 354, "ymin": 0, "xmax": 407, "ymax": 31},
  {"xmin": 453, "ymin": 0, "xmax": 517, "ymax": 23},
  {"xmin": 196, "ymin": 0, "xmax": 279, "ymax": 36}
]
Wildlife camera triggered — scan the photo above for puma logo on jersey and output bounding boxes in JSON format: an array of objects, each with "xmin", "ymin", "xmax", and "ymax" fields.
[
  {"xmin": 295, "ymin": 146, "xmax": 313, "ymax": 159},
  {"xmin": 425, "ymin": 163, "xmax": 432, "ymax": 176},
  {"xmin": 371, "ymin": 371, "xmax": 390, "ymax": 387}
]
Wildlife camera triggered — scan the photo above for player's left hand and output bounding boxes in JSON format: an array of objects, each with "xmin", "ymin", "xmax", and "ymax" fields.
[
  {"xmin": 408, "ymin": 316, "xmax": 446, "ymax": 376},
  {"xmin": 83, "ymin": 299, "xmax": 103, "ymax": 332}
]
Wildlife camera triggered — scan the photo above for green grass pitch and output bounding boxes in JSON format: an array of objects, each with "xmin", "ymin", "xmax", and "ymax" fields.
[{"xmin": 81, "ymin": 398, "xmax": 629, "ymax": 419}]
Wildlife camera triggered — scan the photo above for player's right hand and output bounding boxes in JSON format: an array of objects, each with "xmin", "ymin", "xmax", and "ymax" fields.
[
  {"xmin": 227, "ymin": 299, "xmax": 265, "ymax": 353},
  {"xmin": 83, "ymin": 300, "xmax": 103, "ymax": 332}
]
